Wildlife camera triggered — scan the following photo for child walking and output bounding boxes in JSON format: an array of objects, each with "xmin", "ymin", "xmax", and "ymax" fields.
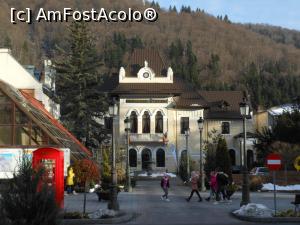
[
  {"xmin": 160, "ymin": 173, "xmax": 170, "ymax": 201},
  {"xmin": 186, "ymin": 171, "xmax": 202, "ymax": 202}
]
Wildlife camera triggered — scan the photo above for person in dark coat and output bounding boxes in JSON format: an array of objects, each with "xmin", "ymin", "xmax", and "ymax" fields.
[{"xmin": 216, "ymin": 169, "xmax": 229, "ymax": 201}]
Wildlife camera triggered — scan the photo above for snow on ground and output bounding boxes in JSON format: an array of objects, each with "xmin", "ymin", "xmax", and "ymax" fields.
[
  {"xmin": 233, "ymin": 203, "xmax": 273, "ymax": 218},
  {"xmin": 262, "ymin": 183, "xmax": 300, "ymax": 191},
  {"xmin": 138, "ymin": 172, "xmax": 176, "ymax": 178}
]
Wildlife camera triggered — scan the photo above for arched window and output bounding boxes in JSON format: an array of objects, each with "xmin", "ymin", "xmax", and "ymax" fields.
[
  {"xmin": 155, "ymin": 111, "xmax": 163, "ymax": 133},
  {"xmin": 129, "ymin": 149, "xmax": 137, "ymax": 167},
  {"xmin": 130, "ymin": 111, "xmax": 137, "ymax": 133},
  {"xmin": 156, "ymin": 148, "xmax": 165, "ymax": 167},
  {"xmin": 229, "ymin": 149, "xmax": 236, "ymax": 166},
  {"xmin": 141, "ymin": 148, "xmax": 152, "ymax": 170},
  {"xmin": 142, "ymin": 111, "xmax": 150, "ymax": 133}
]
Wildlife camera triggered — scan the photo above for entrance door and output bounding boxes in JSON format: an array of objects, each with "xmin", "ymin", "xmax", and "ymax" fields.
[{"xmin": 141, "ymin": 148, "xmax": 152, "ymax": 170}]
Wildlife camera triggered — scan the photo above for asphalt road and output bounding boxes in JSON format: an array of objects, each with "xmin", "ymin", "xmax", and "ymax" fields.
[{"xmin": 65, "ymin": 179, "xmax": 298, "ymax": 225}]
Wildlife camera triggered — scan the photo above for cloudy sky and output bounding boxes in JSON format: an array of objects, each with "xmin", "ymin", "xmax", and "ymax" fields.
[{"xmin": 155, "ymin": 0, "xmax": 300, "ymax": 31}]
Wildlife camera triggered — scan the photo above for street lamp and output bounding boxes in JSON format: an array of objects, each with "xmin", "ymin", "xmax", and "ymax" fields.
[
  {"xmin": 239, "ymin": 99, "xmax": 250, "ymax": 206},
  {"xmin": 108, "ymin": 102, "xmax": 119, "ymax": 210},
  {"xmin": 185, "ymin": 128, "xmax": 190, "ymax": 179},
  {"xmin": 197, "ymin": 117, "xmax": 205, "ymax": 192},
  {"xmin": 124, "ymin": 117, "xmax": 132, "ymax": 192}
]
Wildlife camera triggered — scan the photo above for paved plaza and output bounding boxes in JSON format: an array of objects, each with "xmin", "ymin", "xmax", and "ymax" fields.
[{"xmin": 65, "ymin": 178, "xmax": 298, "ymax": 225}]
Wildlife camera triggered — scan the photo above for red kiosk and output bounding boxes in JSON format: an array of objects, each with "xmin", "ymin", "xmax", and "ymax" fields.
[{"xmin": 32, "ymin": 147, "xmax": 64, "ymax": 208}]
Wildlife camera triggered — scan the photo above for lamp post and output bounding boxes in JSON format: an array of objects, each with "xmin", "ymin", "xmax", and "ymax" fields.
[
  {"xmin": 185, "ymin": 128, "xmax": 190, "ymax": 179},
  {"xmin": 124, "ymin": 117, "xmax": 132, "ymax": 192},
  {"xmin": 197, "ymin": 117, "xmax": 205, "ymax": 192},
  {"xmin": 108, "ymin": 103, "xmax": 119, "ymax": 210},
  {"xmin": 239, "ymin": 99, "xmax": 250, "ymax": 206}
]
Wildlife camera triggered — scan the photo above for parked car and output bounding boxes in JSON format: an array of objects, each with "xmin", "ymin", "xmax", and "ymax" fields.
[
  {"xmin": 250, "ymin": 167, "xmax": 269, "ymax": 176},
  {"xmin": 231, "ymin": 165, "xmax": 242, "ymax": 174}
]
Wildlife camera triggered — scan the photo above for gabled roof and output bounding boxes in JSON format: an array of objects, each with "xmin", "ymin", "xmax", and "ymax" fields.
[
  {"xmin": 126, "ymin": 49, "xmax": 168, "ymax": 77},
  {"xmin": 198, "ymin": 91, "xmax": 245, "ymax": 119},
  {"xmin": 0, "ymin": 80, "xmax": 91, "ymax": 159},
  {"xmin": 111, "ymin": 77, "xmax": 187, "ymax": 96}
]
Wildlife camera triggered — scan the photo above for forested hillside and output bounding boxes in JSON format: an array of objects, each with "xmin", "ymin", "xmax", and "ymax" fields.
[{"xmin": 0, "ymin": 0, "xmax": 300, "ymax": 109}]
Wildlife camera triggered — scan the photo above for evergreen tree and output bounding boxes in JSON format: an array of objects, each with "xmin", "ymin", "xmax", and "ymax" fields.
[
  {"xmin": 215, "ymin": 137, "xmax": 232, "ymax": 178},
  {"xmin": 0, "ymin": 156, "xmax": 60, "ymax": 225},
  {"xmin": 223, "ymin": 15, "xmax": 231, "ymax": 23},
  {"xmin": 20, "ymin": 40, "xmax": 29, "ymax": 64},
  {"xmin": 208, "ymin": 53, "xmax": 220, "ymax": 76},
  {"xmin": 186, "ymin": 40, "xmax": 198, "ymax": 83},
  {"xmin": 3, "ymin": 35, "xmax": 12, "ymax": 49},
  {"xmin": 55, "ymin": 22, "xmax": 107, "ymax": 150}
]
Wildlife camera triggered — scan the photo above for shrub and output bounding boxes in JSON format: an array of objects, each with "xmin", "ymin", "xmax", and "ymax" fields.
[
  {"xmin": 249, "ymin": 176, "xmax": 263, "ymax": 191},
  {"xmin": 0, "ymin": 156, "xmax": 60, "ymax": 225},
  {"xmin": 276, "ymin": 209, "xmax": 300, "ymax": 217},
  {"xmin": 64, "ymin": 211, "xmax": 88, "ymax": 219},
  {"xmin": 73, "ymin": 159, "xmax": 100, "ymax": 187}
]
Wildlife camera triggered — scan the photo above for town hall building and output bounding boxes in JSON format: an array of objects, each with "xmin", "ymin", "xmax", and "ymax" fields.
[{"xmin": 104, "ymin": 49, "xmax": 256, "ymax": 173}]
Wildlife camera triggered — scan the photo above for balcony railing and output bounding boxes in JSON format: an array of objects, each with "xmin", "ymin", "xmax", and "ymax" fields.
[{"xmin": 129, "ymin": 133, "xmax": 165, "ymax": 143}]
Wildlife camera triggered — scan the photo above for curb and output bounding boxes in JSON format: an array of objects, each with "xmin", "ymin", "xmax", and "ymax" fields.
[
  {"xmin": 63, "ymin": 211, "xmax": 135, "ymax": 225},
  {"xmin": 231, "ymin": 212, "xmax": 300, "ymax": 223}
]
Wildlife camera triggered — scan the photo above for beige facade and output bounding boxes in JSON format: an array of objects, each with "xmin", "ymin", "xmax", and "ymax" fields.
[{"xmin": 108, "ymin": 49, "xmax": 257, "ymax": 173}]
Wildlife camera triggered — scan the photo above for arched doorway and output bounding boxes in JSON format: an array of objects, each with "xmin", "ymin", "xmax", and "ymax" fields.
[
  {"xmin": 229, "ymin": 149, "xmax": 236, "ymax": 166},
  {"xmin": 142, "ymin": 148, "xmax": 152, "ymax": 170},
  {"xmin": 247, "ymin": 150, "xmax": 254, "ymax": 169},
  {"xmin": 129, "ymin": 149, "xmax": 137, "ymax": 167},
  {"xmin": 156, "ymin": 148, "xmax": 165, "ymax": 167}
]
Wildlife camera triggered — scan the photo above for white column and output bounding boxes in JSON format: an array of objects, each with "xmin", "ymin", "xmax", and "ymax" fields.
[
  {"xmin": 138, "ymin": 116, "xmax": 142, "ymax": 134},
  {"xmin": 151, "ymin": 115, "xmax": 155, "ymax": 134}
]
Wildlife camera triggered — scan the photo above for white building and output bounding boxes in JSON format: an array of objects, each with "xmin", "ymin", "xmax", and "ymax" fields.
[
  {"xmin": 104, "ymin": 49, "xmax": 256, "ymax": 173},
  {"xmin": 0, "ymin": 49, "xmax": 60, "ymax": 119}
]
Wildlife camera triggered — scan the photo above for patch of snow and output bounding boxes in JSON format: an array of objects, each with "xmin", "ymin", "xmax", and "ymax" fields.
[
  {"xmin": 89, "ymin": 184, "xmax": 100, "ymax": 193},
  {"xmin": 262, "ymin": 183, "xmax": 300, "ymax": 191},
  {"xmin": 88, "ymin": 209, "xmax": 118, "ymax": 219},
  {"xmin": 233, "ymin": 203, "xmax": 273, "ymax": 218},
  {"xmin": 137, "ymin": 172, "xmax": 176, "ymax": 178}
]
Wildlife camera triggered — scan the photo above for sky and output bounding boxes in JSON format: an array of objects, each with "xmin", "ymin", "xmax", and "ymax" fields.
[{"xmin": 155, "ymin": 0, "xmax": 300, "ymax": 31}]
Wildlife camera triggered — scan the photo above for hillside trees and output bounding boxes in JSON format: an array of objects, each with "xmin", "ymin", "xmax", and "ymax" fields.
[
  {"xmin": 240, "ymin": 61, "xmax": 300, "ymax": 108},
  {"xmin": 55, "ymin": 22, "xmax": 107, "ymax": 150},
  {"xmin": 104, "ymin": 32, "xmax": 143, "ymax": 70},
  {"xmin": 168, "ymin": 39, "xmax": 199, "ymax": 83}
]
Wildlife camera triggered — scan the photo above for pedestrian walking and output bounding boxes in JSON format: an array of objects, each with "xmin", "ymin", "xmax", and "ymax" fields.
[
  {"xmin": 186, "ymin": 171, "xmax": 202, "ymax": 202},
  {"xmin": 160, "ymin": 173, "xmax": 170, "ymax": 201},
  {"xmin": 205, "ymin": 170, "xmax": 218, "ymax": 202},
  {"xmin": 66, "ymin": 166, "xmax": 77, "ymax": 195},
  {"xmin": 216, "ymin": 169, "xmax": 229, "ymax": 202}
]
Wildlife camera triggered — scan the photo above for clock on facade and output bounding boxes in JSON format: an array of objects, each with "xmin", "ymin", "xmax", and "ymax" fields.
[{"xmin": 143, "ymin": 72, "xmax": 150, "ymax": 78}]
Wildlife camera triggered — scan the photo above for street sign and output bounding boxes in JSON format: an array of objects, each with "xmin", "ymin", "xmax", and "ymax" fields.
[
  {"xmin": 266, "ymin": 153, "xmax": 282, "ymax": 171},
  {"xmin": 266, "ymin": 153, "xmax": 282, "ymax": 216}
]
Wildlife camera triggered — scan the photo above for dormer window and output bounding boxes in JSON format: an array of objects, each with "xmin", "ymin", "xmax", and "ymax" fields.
[{"xmin": 137, "ymin": 60, "xmax": 154, "ymax": 80}]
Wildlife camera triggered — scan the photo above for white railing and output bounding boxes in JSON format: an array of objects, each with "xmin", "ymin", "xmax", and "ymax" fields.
[{"xmin": 129, "ymin": 133, "xmax": 165, "ymax": 142}]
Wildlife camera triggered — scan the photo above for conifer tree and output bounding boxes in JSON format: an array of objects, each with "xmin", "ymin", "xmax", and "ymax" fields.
[
  {"xmin": 215, "ymin": 137, "xmax": 232, "ymax": 178},
  {"xmin": 0, "ymin": 156, "xmax": 60, "ymax": 225},
  {"xmin": 55, "ymin": 22, "xmax": 107, "ymax": 150}
]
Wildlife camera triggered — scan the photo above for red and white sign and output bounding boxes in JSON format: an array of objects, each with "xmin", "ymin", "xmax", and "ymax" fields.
[{"xmin": 266, "ymin": 153, "xmax": 282, "ymax": 171}]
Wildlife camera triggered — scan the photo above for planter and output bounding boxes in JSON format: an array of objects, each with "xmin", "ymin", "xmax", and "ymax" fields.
[{"xmin": 96, "ymin": 191, "xmax": 111, "ymax": 201}]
